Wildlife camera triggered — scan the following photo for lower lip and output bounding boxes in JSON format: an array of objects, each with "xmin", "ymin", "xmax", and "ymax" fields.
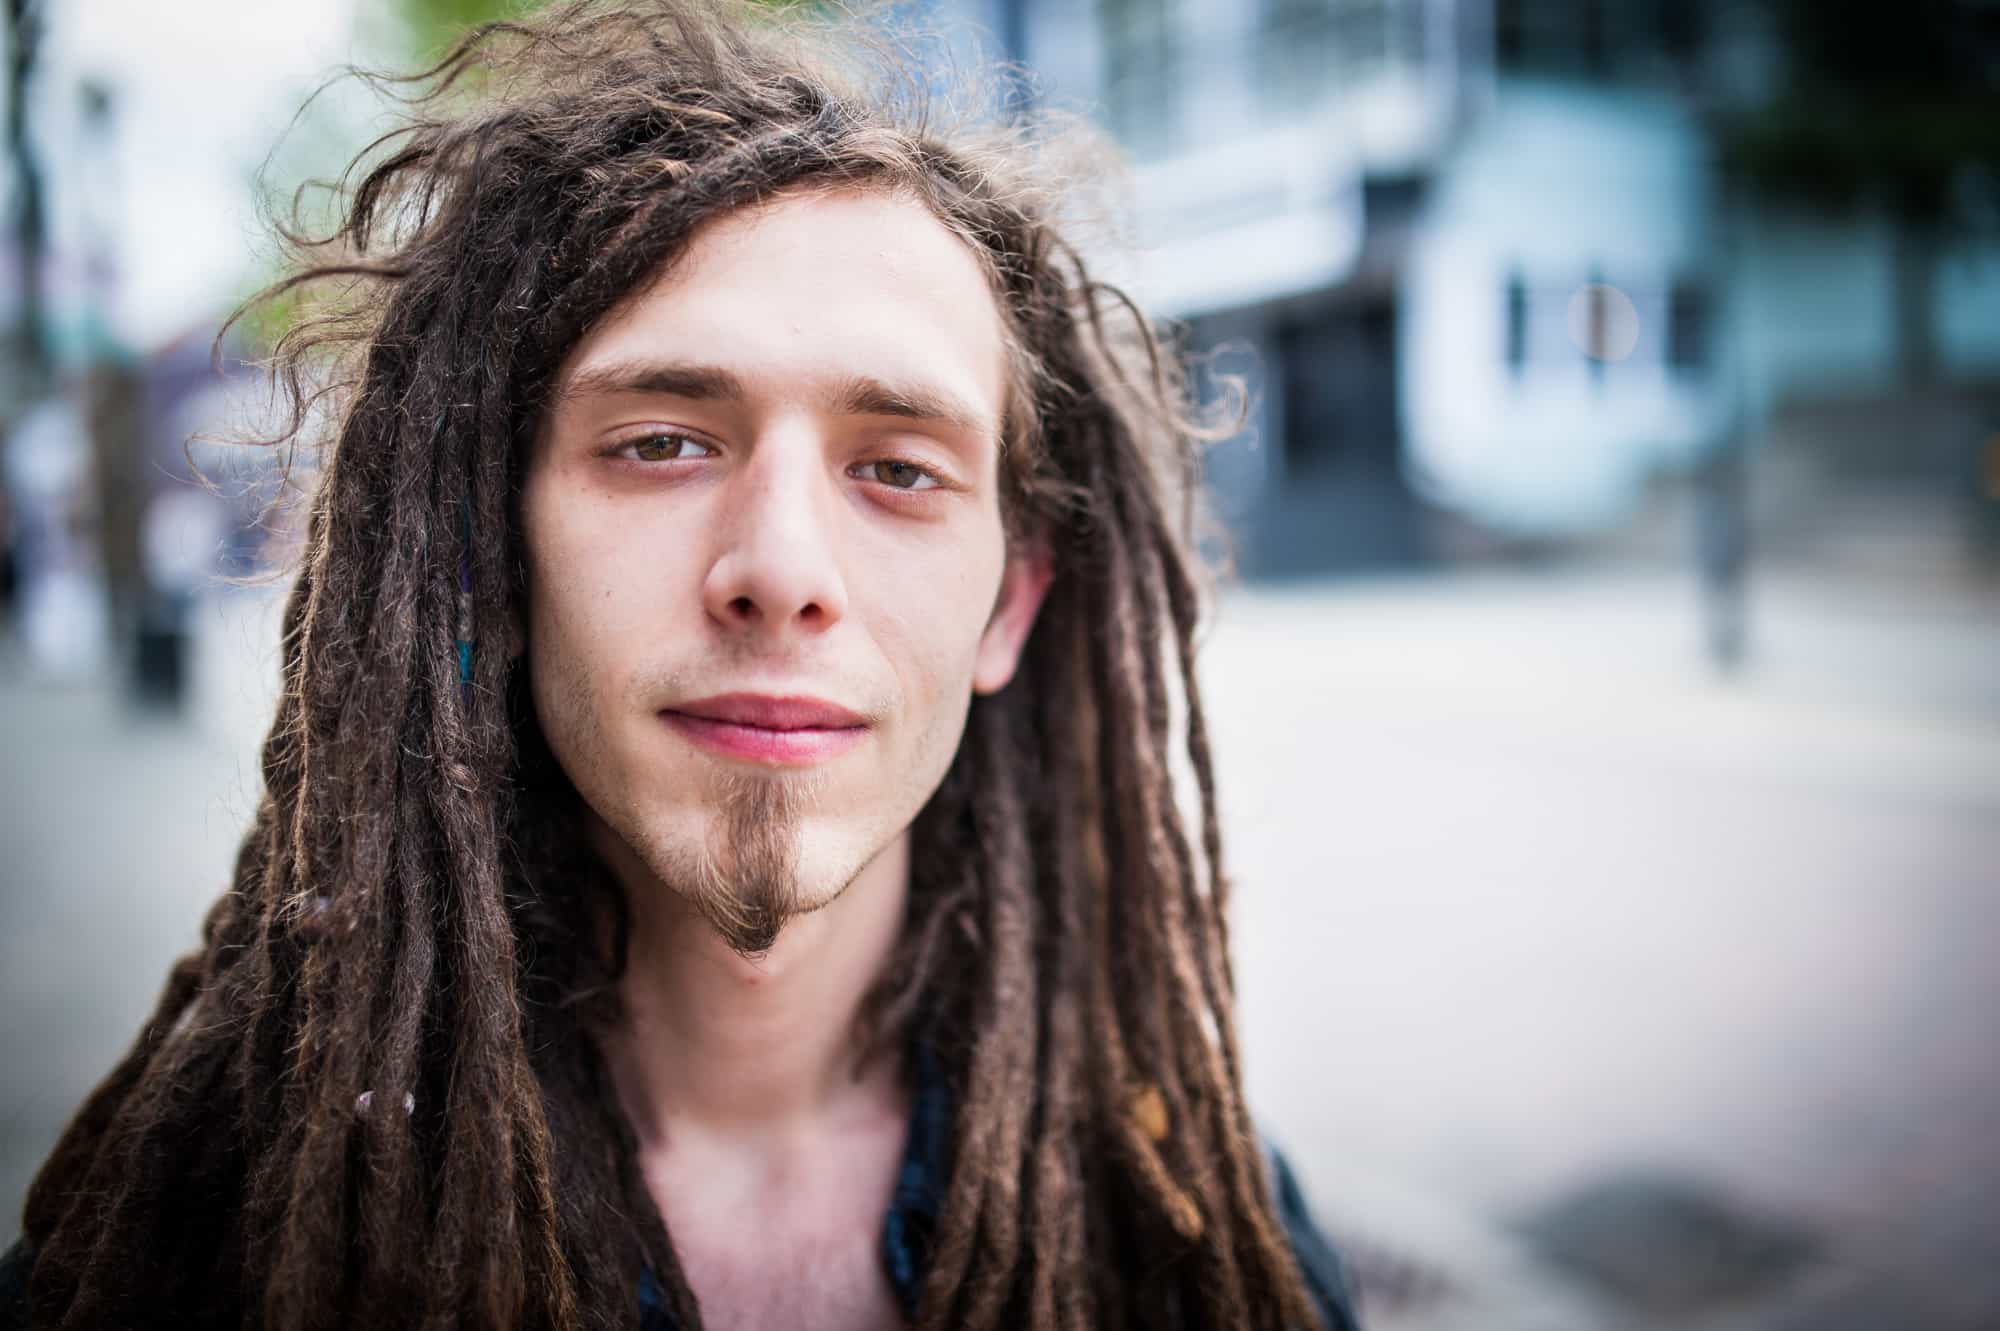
[{"xmin": 660, "ymin": 711, "xmax": 868, "ymax": 765}]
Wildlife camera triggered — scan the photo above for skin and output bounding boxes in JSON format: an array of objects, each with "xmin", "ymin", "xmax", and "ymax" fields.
[{"xmin": 520, "ymin": 186, "xmax": 1052, "ymax": 1330}]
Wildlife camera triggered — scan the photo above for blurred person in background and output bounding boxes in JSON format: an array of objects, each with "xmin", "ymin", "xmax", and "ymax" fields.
[
  {"xmin": 0, "ymin": 2, "xmax": 1358, "ymax": 1330},
  {"xmin": 0, "ymin": 479, "xmax": 16, "ymax": 627}
]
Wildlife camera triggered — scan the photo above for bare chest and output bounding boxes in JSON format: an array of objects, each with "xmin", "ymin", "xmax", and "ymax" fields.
[
  {"xmin": 639, "ymin": 1113, "xmax": 912, "ymax": 1331},
  {"xmin": 673, "ymin": 1226, "xmax": 904, "ymax": 1331}
]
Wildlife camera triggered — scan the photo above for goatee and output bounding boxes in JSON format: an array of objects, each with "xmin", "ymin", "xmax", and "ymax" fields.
[{"xmin": 688, "ymin": 769, "xmax": 816, "ymax": 959}]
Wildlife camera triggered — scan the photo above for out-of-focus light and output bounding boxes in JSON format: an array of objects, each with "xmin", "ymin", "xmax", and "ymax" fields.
[{"xmin": 1566, "ymin": 282, "xmax": 1641, "ymax": 363}]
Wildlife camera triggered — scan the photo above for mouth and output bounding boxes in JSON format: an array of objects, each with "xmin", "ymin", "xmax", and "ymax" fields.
[{"xmin": 660, "ymin": 693, "xmax": 869, "ymax": 766}]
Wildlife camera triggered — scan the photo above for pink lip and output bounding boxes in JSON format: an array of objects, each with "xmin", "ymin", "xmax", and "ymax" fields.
[{"xmin": 661, "ymin": 693, "xmax": 869, "ymax": 766}]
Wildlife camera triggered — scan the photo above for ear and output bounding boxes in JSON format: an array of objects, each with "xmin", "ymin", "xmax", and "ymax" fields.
[{"xmin": 972, "ymin": 541, "xmax": 1054, "ymax": 696}]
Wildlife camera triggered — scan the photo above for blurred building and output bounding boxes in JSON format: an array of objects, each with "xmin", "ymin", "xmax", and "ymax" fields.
[{"xmin": 942, "ymin": 0, "xmax": 2000, "ymax": 575}]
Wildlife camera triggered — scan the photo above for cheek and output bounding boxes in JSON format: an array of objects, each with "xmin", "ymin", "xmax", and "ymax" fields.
[
  {"xmin": 874, "ymin": 544, "xmax": 1005, "ymax": 719},
  {"xmin": 524, "ymin": 479, "xmax": 659, "ymax": 657},
  {"xmin": 521, "ymin": 481, "xmax": 643, "ymax": 743},
  {"xmin": 524, "ymin": 495, "xmax": 594, "ymax": 667}
]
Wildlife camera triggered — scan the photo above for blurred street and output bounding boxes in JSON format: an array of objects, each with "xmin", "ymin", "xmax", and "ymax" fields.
[
  {"xmin": 3, "ymin": 544, "xmax": 1997, "ymax": 1329},
  {"xmin": 1212, "ymin": 554, "xmax": 2000, "ymax": 1328},
  {"xmin": 0, "ymin": 585, "xmax": 284, "ymax": 1245}
]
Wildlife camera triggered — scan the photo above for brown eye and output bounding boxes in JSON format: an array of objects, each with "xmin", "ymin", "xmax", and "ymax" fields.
[
  {"xmin": 869, "ymin": 459, "xmax": 939, "ymax": 490},
  {"xmin": 627, "ymin": 433, "xmax": 711, "ymax": 462}
]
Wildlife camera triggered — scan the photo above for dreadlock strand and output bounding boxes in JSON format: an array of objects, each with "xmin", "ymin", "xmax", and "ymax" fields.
[
  {"xmin": 918, "ymin": 774, "xmax": 1035, "ymax": 1325},
  {"xmin": 1114, "ymin": 480, "xmax": 1317, "ymax": 1331},
  {"xmin": 1132, "ymin": 471, "xmax": 1319, "ymax": 1331},
  {"xmin": 1023, "ymin": 630, "xmax": 1103, "ymax": 1331},
  {"xmin": 1098, "ymin": 362, "xmax": 1320, "ymax": 1331},
  {"xmin": 1098, "ymin": 330, "xmax": 1327, "ymax": 1330},
  {"xmin": 1076, "ymin": 425, "xmax": 1220, "ymax": 1241},
  {"xmin": 1160, "ymin": 544, "xmax": 1245, "ymax": 1032},
  {"xmin": 349, "ymin": 816, "xmax": 437, "ymax": 1326},
  {"xmin": 1088, "ymin": 507, "xmax": 1224, "ymax": 1263},
  {"xmin": 272, "ymin": 373, "xmax": 448, "ymax": 1328},
  {"xmin": 1039, "ymin": 490, "xmax": 1201, "ymax": 1266},
  {"xmin": 951, "ymin": 702, "xmax": 1045, "ymax": 1328},
  {"xmin": 449, "ymin": 312, "xmax": 582, "ymax": 1325},
  {"xmin": 911, "ymin": 818, "xmax": 1012, "ymax": 1321}
]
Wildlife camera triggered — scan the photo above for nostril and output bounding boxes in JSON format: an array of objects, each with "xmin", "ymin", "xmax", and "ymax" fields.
[{"xmin": 729, "ymin": 595, "xmax": 758, "ymax": 620}]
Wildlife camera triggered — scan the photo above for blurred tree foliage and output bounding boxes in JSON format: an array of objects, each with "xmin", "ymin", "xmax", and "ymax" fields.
[
  {"xmin": 1719, "ymin": 0, "xmax": 2000, "ymax": 384},
  {"xmin": 399, "ymin": 0, "xmax": 539, "ymax": 61},
  {"xmin": 397, "ymin": 0, "xmax": 820, "ymax": 60}
]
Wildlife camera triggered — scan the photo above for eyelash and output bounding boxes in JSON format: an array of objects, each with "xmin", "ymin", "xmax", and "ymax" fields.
[{"xmin": 609, "ymin": 431, "xmax": 948, "ymax": 493}]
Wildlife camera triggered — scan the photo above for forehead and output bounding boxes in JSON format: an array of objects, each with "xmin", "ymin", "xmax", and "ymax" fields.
[{"xmin": 556, "ymin": 187, "xmax": 1010, "ymax": 435}]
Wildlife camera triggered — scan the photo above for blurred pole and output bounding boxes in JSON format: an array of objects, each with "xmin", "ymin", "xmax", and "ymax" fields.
[
  {"xmin": 73, "ymin": 81, "xmax": 177, "ymax": 706},
  {"xmin": 5, "ymin": 0, "xmax": 46, "ymax": 390},
  {"xmin": 85, "ymin": 357, "xmax": 153, "ymax": 697},
  {"xmin": 1692, "ymin": 425, "xmax": 1749, "ymax": 672},
  {"xmin": 1696, "ymin": 152, "xmax": 1751, "ymax": 674},
  {"xmin": 3, "ymin": 0, "xmax": 48, "ymax": 635}
]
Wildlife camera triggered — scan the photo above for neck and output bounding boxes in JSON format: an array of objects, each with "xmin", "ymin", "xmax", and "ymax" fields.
[{"xmin": 596, "ymin": 831, "xmax": 911, "ymax": 1149}]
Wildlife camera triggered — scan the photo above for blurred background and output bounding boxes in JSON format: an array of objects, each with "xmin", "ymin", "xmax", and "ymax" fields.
[{"xmin": 1, "ymin": 0, "xmax": 1996, "ymax": 1327}]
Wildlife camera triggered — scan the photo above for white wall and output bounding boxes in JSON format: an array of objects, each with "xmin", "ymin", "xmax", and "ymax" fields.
[{"xmin": 1400, "ymin": 81, "xmax": 1728, "ymax": 534}]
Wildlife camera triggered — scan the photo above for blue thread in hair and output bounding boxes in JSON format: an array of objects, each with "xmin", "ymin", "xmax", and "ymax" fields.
[{"xmin": 456, "ymin": 503, "xmax": 475, "ymax": 689}]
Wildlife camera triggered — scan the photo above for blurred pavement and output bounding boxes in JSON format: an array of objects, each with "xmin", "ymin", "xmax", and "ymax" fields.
[
  {"xmin": 0, "ymin": 587, "xmax": 282, "ymax": 1251},
  {"xmin": 1212, "ymin": 560, "xmax": 2000, "ymax": 1329}
]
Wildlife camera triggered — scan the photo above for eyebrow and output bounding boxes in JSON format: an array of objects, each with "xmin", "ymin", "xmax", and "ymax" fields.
[{"xmin": 556, "ymin": 358, "xmax": 999, "ymax": 445}]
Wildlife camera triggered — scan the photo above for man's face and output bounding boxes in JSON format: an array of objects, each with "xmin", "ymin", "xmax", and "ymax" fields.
[{"xmin": 522, "ymin": 187, "xmax": 1048, "ymax": 957}]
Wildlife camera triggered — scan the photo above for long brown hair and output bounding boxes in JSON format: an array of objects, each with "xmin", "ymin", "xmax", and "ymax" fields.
[{"xmin": 20, "ymin": 3, "xmax": 1324, "ymax": 1328}]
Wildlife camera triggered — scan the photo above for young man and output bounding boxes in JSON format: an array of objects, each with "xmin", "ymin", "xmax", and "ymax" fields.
[{"xmin": 1, "ymin": 2, "xmax": 1358, "ymax": 1328}]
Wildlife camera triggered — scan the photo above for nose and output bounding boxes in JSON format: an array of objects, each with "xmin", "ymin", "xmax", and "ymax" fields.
[{"xmin": 700, "ymin": 432, "xmax": 849, "ymax": 641}]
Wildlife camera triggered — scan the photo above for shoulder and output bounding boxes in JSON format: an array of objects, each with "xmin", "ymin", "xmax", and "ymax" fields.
[
  {"xmin": 0, "ymin": 1236, "xmax": 30, "ymax": 1330},
  {"xmin": 1262, "ymin": 1140, "xmax": 1363, "ymax": 1331}
]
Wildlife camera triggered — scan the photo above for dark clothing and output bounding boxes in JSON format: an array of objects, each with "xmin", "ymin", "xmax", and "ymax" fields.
[{"xmin": 2, "ymin": 1049, "xmax": 1357, "ymax": 1329}]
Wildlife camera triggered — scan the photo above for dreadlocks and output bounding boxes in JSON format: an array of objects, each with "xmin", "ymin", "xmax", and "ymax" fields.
[{"xmin": 18, "ymin": 2, "xmax": 1326, "ymax": 1328}]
